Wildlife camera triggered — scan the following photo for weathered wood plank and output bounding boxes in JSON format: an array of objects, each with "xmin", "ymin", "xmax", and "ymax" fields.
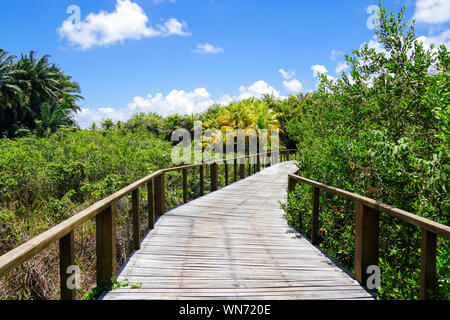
[{"xmin": 102, "ymin": 162, "xmax": 375, "ymax": 300}]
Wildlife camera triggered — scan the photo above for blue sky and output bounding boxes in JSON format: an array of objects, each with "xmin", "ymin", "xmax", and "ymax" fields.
[{"xmin": 1, "ymin": 0, "xmax": 449, "ymax": 127}]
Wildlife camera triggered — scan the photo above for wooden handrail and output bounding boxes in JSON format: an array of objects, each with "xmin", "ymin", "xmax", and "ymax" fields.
[
  {"xmin": 0, "ymin": 149, "xmax": 296, "ymax": 299},
  {"xmin": 288, "ymin": 173, "xmax": 450, "ymax": 300}
]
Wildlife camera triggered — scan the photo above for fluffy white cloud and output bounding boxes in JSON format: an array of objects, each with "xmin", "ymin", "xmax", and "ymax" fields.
[
  {"xmin": 76, "ymin": 107, "xmax": 129, "ymax": 128},
  {"xmin": 413, "ymin": 0, "xmax": 450, "ymax": 24},
  {"xmin": 75, "ymin": 81, "xmax": 281, "ymax": 128},
  {"xmin": 57, "ymin": 0, "xmax": 190, "ymax": 50},
  {"xmin": 416, "ymin": 29, "xmax": 450, "ymax": 50},
  {"xmin": 128, "ymin": 88, "xmax": 214, "ymax": 116},
  {"xmin": 311, "ymin": 64, "xmax": 328, "ymax": 77},
  {"xmin": 282, "ymin": 79, "xmax": 303, "ymax": 92},
  {"xmin": 335, "ymin": 62, "xmax": 350, "ymax": 75},
  {"xmin": 238, "ymin": 80, "xmax": 280, "ymax": 100},
  {"xmin": 278, "ymin": 68, "xmax": 296, "ymax": 79},
  {"xmin": 311, "ymin": 64, "xmax": 335, "ymax": 82},
  {"xmin": 193, "ymin": 43, "xmax": 224, "ymax": 54}
]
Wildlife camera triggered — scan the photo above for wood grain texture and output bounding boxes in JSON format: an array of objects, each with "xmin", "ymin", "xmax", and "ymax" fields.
[{"xmin": 101, "ymin": 162, "xmax": 375, "ymax": 300}]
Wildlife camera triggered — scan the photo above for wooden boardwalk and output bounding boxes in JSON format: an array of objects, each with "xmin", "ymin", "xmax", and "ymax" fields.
[{"xmin": 101, "ymin": 161, "xmax": 375, "ymax": 300}]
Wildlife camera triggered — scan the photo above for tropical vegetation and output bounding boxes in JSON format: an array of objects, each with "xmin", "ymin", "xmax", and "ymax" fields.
[{"xmin": 0, "ymin": 2, "xmax": 448, "ymax": 300}]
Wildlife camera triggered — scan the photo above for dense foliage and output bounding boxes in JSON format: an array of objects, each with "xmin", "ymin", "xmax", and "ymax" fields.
[
  {"xmin": 282, "ymin": 4, "xmax": 449, "ymax": 299},
  {"xmin": 0, "ymin": 50, "xmax": 82, "ymax": 138},
  {"xmin": 0, "ymin": 128, "xmax": 172, "ymax": 298},
  {"xmin": 0, "ymin": 2, "xmax": 448, "ymax": 300}
]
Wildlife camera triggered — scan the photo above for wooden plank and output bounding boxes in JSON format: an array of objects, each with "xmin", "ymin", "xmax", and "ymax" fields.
[
  {"xmin": 102, "ymin": 162, "xmax": 375, "ymax": 301},
  {"xmin": 419, "ymin": 229, "xmax": 437, "ymax": 300},
  {"xmin": 59, "ymin": 231, "xmax": 75, "ymax": 300},
  {"xmin": 96, "ymin": 202, "xmax": 117, "ymax": 287}
]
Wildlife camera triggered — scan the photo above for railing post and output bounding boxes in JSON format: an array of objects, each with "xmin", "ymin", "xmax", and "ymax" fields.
[
  {"xmin": 182, "ymin": 168, "xmax": 188, "ymax": 203},
  {"xmin": 247, "ymin": 156, "xmax": 251, "ymax": 176},
  {"xmin": 211, "ymin": 163, "xmax": 218, "ymax": 191},
  {"xmin": 147, "ymin": 180, "xmax": 154, "ymax": 230},
  {"xmin": 311, "ymin": 187, "xmax": 320, "ymax": 245},
  {"xmin": 199, "ymin": 165, "xmax": 204, "ymax": 196},
  {"xmin": 234, "ymin": 158, "xmax": 238, "ymax": 182},
  {"xmin": 257, "ymin": 154, "xmax": 261, "ymax": 172},
  {"xmin": 132, "ymin": 189, "xmax": 140, "ymax": 250},
  {"xmin": 240, "ymin": 160, "xmax": 245, "ymax": 179},
  {"xmin": 354, "ymin": 201, "xmax": 379, "ymax": 285},
  {"xmin": 288, "ymin": 176, "xmax": 301, "ymax": 231},
  {"xmin": 420, "ymin": 229, "xmax": 437, "ymax": 300},
  {"xmin": 225, "ymin": 161, "xmax": 229, "ymax": 186},
  {"xmin": 96, "ymin": 201, "xmax": 117, "ymax": 287},
  {"xmin": 59, "ymin": 231, "xmax": 75, "ymax": 300},
  {"xmin": 154, "ymin": 173, "xmax": 166, "ymax": 215}
]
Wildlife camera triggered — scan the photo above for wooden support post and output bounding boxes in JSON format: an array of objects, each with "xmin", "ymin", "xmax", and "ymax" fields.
[
  {"xmin": 420, "ymin": 229, "xmax": 437, "ymax": 300},
  {"xmin": 239, "ymin": 159, "xmax": 245, "ymax": 179},
  {"xmin": 199, "ymin": 165, "xmax": 204, "ymax": 196},
  {"xmin": 132, "ymin": 189, "xmax": 140, "ymax": 250},
  {"xmin": 311, "ymin": 187, "xmax": 320, "ymax": 245},
  {"xmin": 182, "ymin": 168, "xmax": 188, "ymax": 203},
  {"xmin": 211, "ymin": 163, "xmax": 218, "ymax": 191},
  {"xmin": 59, "ymin": 231, "xmax": 75, "ymax": 300},
  {"xmin": 257, "ymin": 154, "xmax": 261, "ymax": 172},
  {"xmin": 354, "ymin": 201, "xmax": 379, "ymax": 285},
  {"xmin": 247, "ymin": 157, "xmax": 251, "ymax": 176},
  {"xmin": 224, "ymin": 162, "xmax": 229, "ymax": 186},
  {"xmin": 233, "ymin": 159, "xmax": 237, "ymax": 182},
  {"xmin": 96, "ymin": 202, "xmax": 117, "ymax": 287},
  {"xmin": 147, "ymin": 180, "xmax": 154, "ymax": 230},
  {"xmin": 288, "ymin": 176, "xmax": 301, "ymax": 230},
  {"xmin": 154, "ymin": 173, "xmax": 166, "ymax": 215}
]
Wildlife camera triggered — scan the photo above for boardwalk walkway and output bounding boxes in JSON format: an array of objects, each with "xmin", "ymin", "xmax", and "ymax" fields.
[{"xmin": 102, "ymin": 161, "xmax": 375, "ymax": 300}]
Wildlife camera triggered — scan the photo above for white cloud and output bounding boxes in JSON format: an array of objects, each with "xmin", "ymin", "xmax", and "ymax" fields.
[
  {"xmin": 311, "ymin": 64, "xmax": 335, "ymax": 82},
  {"xmin": 75, "ymin": 81, "xmax": 281, "ymax": 128},
  {"xmin": 128, "ymin": 88, "xmax": 214, "ymax": 116},
  {"xmin": 330, "ymin": 50, "xmax": 344, "ymax": 61},
  {"xmin": 335, "ymin": 62, "xmax": 350, "ymax": 75},
  {"xmin": 278, "ymin": 68, "xmax": 296, "ymax": 79},
  {"xmin": 415, "ymin": 29, "xmax": 450, "ymax": 50},
  {"xmin": 414, "ymin": 0, "xmax": 450, "ymax": 24},
  {"xmin": 282, "ymin": 79, "xmax": 303, "ymax": 93},
  {"xmin": 193, "ymin": 43, "xmax": 224, "ymax": 54},
  {"xmin": 57, "ymin": 0, "xmax": 190, "ymax": 50},
  {"xmin": 238, "ymin": 80, "xmax": 280, "ymax": 100},
  {"xmin": 311, "ymin": 64, "xmax": 328, "ymax": 77}
]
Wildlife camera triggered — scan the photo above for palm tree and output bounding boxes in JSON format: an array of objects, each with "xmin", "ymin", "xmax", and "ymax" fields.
[
  {"xmin": 101, "ymin": 118, "xmax": 115, "ymax": 131},
  {"xmin": 35, "ymin": 101, "xmax": 78, "ymax": 137},
  {"xmin": 0, "ymin": 50, "xmax": 27, "ymax": 137}
]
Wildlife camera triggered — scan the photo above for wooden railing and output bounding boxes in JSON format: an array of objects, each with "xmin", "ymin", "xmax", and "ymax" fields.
[
  {"xmin": 0, "ymin": 149, "xmax": 296, "ymax": 300},
  {"xmin": 288, "ymin": 173, "xmax": 450, "ymax": 300}
]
